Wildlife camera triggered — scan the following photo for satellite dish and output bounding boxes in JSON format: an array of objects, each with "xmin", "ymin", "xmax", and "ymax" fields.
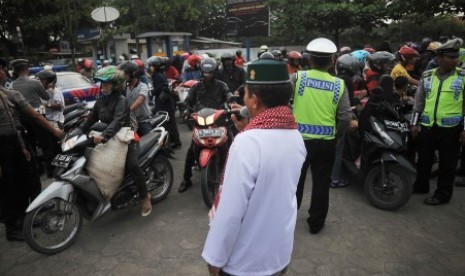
[{"xmin": 91, "ymin": 6, "xmax": 120, "ymax": 22}]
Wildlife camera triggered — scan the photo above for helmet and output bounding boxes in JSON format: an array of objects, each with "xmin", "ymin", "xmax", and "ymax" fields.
[
  {"xmin": 363, "ymin": 47, "xmax": 376, "ymax": 53},
  {"xmin": 181, "ymin": 52, "xmax": 190, "ymax": 60},
  {"xmin": 77, "ymin": 58, "xmax": 83, "ymax": 63},
  {"xmin": 398, "ymin": 46, "xmax": 419, "ymax": 61},
  {"xmin": 406, "ymin": 42, "xmax": 421, "ymax": 52},
  {"xmin": 288, "ymin": 51, "xmax": 302, "ymax": 66},
  {"xmin": 103, "ymin": 60, "xmax": 110, "ymax": 66},
  {"xmin": 259, "ymin": 52, "xmax": 274, "ymax": 59},
  {"xmin": 119, "ymin": 61, "xmax": 142, "ymax": 78},
  {"xmin": 422, "ymin": 37, "xmax": 433, "ymax": 46},
  {"xmin": 118, "ymin": 55, "xmax": 125, "ymax": 61},
  {"xmin": 335, "ymin": 54, "xmax": 360, "ymax": 76},
  {"xmin": 236, "ymin": 49, "xmax": 242, "ymax": 56},
  {"xmin": 367, "ymin": 51, "xmax": 396, "ymax": 73},
  {"xmin": 271, "ymin": 49, "xmax": 282, "ymax": 59},
  {"xmin": 94, "ymin": 66, "xmax": 126, "ymax": 89},
  {"xmin": 131, "ymin": 54, "xmax": 139, "ymax": 60},
  {"xmin": 350, "ymin": 50, "xmax": 370, "ymax": 67},
  {"xmin": 133, "ymin": 59, "xmax": 145, "ymax": 68},
  {"xmin": 279, "ymin": 47, "xmax": 288, "ymax": 57},
  {"xmin": 200, "ymin": 58, "xmax": 217, "ymax": 73},
  {"xmin": 83, "ymin": 59, "xmax": 93, "ymax": 69},
  {"xmin": 427, "ymin": 41, "xmax": 441, "ymax": 52},
  {"xmin": 339, "ymin": 46, "xmax": 351, "ymax": 53},
  {"xmin": 259, "ymin": 45, "xmax": 268, "ymax": 52},
  {"xmin": 221, "ymin": 52, "xmax": 234, "ymax": 61},
  {"xmin": 36, "ymin": 69, "xmax": 57, "ymax": 83},
  {"xmin": 188, "ymin": 55, "xmax": 203, "ymax": 68},
  {"xmin": 306, "ymin": 38, "xmax": 337, "ymax": 54}
]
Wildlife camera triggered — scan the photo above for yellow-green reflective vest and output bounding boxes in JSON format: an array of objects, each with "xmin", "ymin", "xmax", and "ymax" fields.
[
  {"xmin": 421, "ymin": 68, "xmax": 464, "ymax": 127},
  {"xmin": 293, "ymin": 69, "xmax": 345, "ymax": 140}
]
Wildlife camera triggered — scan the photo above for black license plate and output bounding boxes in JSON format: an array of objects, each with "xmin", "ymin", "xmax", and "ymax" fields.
[
  {"xmin": 198, "ymin": 128, "xmax": 223, "ymax": 138},
  {"xmin": 52, "ymin": 154, "xmax": 72, "ymax": 168}
]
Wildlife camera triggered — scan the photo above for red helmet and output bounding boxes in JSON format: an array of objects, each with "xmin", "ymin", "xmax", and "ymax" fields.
[
  {"xmin": 363, "ymin": 47, "xmax": 376, "ymax": 53},
  {"xmin": 133, "ymin": 59, "xmax": 145, "ymax": 68},
  {"xmin": 187, "ymin": 55, "xmax": 202, "ymax": 68},
  {"xmin": 83, "ymin": 59, "xmax": 93, "ymax": 69},
  {"xmin": 398, "ymin": 46, "xmax": 419, "ymax": 61},
  {"xmin": 288, "ymin": 51, "xmax": 302, "ymax": 66}
]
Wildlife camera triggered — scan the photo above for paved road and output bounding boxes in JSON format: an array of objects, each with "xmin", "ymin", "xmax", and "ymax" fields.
[{"xmin": 1, "ymin": 119, "xmax": 465, "ymax": 275}]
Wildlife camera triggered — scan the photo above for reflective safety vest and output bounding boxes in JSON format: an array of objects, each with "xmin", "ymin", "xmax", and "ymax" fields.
[
  {"xmin": 421, "ymin": 68, "xmax": 464, "ymax": 127},
  {"xmin": 293, "ymin": 69, "xmax": 345, "ymax": 140}
]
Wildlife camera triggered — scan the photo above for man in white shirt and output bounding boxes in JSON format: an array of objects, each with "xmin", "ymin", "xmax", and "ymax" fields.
[{"xmin": 202, "ymin": 56, "xmax": 306, "ymax": 276}]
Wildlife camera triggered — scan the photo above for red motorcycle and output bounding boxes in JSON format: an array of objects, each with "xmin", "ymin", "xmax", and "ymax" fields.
[{"xmin": 191, "ymin": 107, "xmax": 233, "ymax": 207}]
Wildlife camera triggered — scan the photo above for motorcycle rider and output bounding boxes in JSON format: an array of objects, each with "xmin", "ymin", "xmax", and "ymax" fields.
[
  {"xmin": 182, "ymin": 54, "xmax": 203, "ymax": 82},
  {"xmin": 149, "ymin": 56, "xmax": 182, "ymax": 148},
  {"xmin": 119, "ymin": 61, "xmax": 152, "ymax": 136},
  {"xmin": 391, "ymin": 46, "xmax": 420, "ymax": 86},
  {"xmin": 365, "ymin": 51, "xmax": 396, "ymax": 95},
  {"xmin": 78, "ymin": 66, "xmax": 152, "ymax": 216},
  {"xmin": 178, "ymin": 58, "xmax": 232, "ymax": 193},
  {"xmin": 79, "ymin": 59, "xmax": 96, "ymax": 80},
  {"xmin": 215, "ymin": 52, "xmax": 246, "ymax": 94},
  {"xmin": 411, "ymin": 38, "xmax": 465, "ymax": 205},
  {"xmin": 287, "ymin": 51, "xmax": 303, "ymax": 75},
  {"xmin": 292, "ymin": 38, "xmax": 356, "ymax": 234},
  {"xmin": 257, "ymin": 45, "xmax": 268, "ymax": 59},
  {"xmin": 234, "ymin": 49, "xmax": 246, "ymax": 67}
]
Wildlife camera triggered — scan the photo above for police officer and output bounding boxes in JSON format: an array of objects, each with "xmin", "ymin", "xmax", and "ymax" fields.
[
  {"xmin": 0, "ymin": 81, "xmax": 64, "ymax": 241},
  {"xmin": 292, "ymin": 38, "xmax": 356, "ymax": 234},
  {"xmin": 411, "ymin": 38, "xmax": 465, "ymax": 205},
  {"xmin": 178, "ymin": 58, "xmax": 232, "ymax": 193}
]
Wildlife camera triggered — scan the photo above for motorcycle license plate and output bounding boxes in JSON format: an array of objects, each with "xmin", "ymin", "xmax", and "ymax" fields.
[
  {"xmin": 198, "ymin": 128, "xmax": 223, "ymax": 138},
  {"xmin": 384, "ymin": 120, "xmax": 409, "ymax": 132},
  {"xmin": 52, "ymin": 154, "xmax": 72, "ymax": 168}
]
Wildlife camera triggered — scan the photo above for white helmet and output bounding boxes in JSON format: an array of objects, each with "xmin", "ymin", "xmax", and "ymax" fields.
[
  {"xmin": 259, "ymin": 45, "xmax": 269, "ymax": 52},
  {"xmin": 306, "ymin": 38, "xmax": 337, "ymax": 54},
  {"xmin": 119, "ymin": 55, "xmax": 125, "ymax": 61},
  {"xmin": 131, "ymin": 54, "xmax": 139, "ymax": 60}
]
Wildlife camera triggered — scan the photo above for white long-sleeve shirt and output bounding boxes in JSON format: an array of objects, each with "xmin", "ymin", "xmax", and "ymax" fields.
[{"xmin": 202, "ymin": 129, "xmax": 306, "ymax": 276}]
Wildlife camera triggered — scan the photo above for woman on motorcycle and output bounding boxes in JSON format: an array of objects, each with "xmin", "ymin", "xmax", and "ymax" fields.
[
  {"xmin": 78, "ymin": 66, "xmax": 152, "ymax": 216},
  {"xmin": 391, "ymin": 46, "xmax": 420, "ymax": 86}
]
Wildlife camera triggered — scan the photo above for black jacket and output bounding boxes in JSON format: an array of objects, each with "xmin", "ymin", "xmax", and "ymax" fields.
[
  {"xmin": 214, "ymin": 64, "xmax": 246, "ymax": 93},
  {"xmin": 80, "ymin": 92, "xmax": 130, "ymax": 139},
  {"xmin": 184, "ymin": 78, "xmax": 231, "ymax": 111}
]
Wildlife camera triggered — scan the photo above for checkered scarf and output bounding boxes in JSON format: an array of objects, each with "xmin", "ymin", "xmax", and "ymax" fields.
[{"xmin": 209, "ymin": 105, "xmax": 297, "ymax": 223}]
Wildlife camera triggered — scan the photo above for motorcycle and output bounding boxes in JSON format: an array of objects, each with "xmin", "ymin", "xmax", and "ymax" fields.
[
  {"xmin": 343, "ymin": 75, "xmax": 415, "ymax": 210},
  {"xmin": 22, "ymin": 113, "xmax": 174, "ymax": 254},
  {"xmin": 62, "ymin": 100, "xmax": 95, "ymax": 132},
  {"xmin": 173, "ymin": 79, "xmax": 198, "ymax": 129},
  {"xmin": 190, "ymin": 103, "xmax": 235, "ymax": 207}
]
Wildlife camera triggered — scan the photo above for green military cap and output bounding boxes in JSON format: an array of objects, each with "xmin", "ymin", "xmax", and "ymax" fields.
[
  {"xmin": 246, "ymin": 56, "xmax": 290, "ymax": 85},
  {"xmin": 436, "ymin": 38, "xmax": 463, "ymax": 57},
  {"xmin": 10, "ymin": 59, "xmax": 29, "ymax": 69}
]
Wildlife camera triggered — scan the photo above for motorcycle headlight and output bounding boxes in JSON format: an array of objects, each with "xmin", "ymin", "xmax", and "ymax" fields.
[
  {"xmin": 205, "ymin": 114, "xmax": 215, "ymax": 126},
  {"xmin": 197, "ymin": 116, "xmax": 205, "ymax": 126}
]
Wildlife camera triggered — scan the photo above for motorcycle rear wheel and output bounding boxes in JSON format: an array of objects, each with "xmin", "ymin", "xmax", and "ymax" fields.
[
  {"xmin": 364, "ymin": 163, "xmax": 413, "ymax": 210},
  {"xmin": 23, "ymin": 198, "xmax": 83, "ymax": 255},
  {"xmin": 146, "ymin": 155, "xmax": 173, "ymax": 203},
  {"xmin": 200, "ymin": 155, "xmax": 220, "ymax": 208}
]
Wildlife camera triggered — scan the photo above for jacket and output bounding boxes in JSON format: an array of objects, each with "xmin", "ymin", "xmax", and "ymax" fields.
[{"xmin": 184, "ymin": 78, "xmax": 231, "ymax": 111}]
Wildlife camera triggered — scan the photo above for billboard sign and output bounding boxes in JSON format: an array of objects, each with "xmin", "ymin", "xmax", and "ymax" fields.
[{"xmin": 226, "ymin": 0, "xmax": 269, "ymax": 37}]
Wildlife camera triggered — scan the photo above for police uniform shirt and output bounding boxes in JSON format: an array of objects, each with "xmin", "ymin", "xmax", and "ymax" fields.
[
  {"xmin": 11, "ymin": 75, "xmax": 50, "ymax": 108},
  {"xmin": 0, "ymin": 87, "xmax": 31, "ymax": 136}
]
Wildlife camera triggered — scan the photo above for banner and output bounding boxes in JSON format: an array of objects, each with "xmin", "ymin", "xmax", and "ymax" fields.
[{"xmin": 226, "ymin": 0, "xmax": 270, "ymax": 37}]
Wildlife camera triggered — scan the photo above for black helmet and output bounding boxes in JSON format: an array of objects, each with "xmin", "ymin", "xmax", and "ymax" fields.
[
  {"xmin": 118, "ymin": 61, "xmax": 142, "ymax": 78},
  {"xmin": 236, "ymin": 49, "xmax": 242, "ymax": 56},
  {"xmin": 221, "ymin": 52, "xmax": 234, "ymax": 60},
  {"xmin": 367, "ymin": 51, "xmax": 396, "ymax": 74},
  {"xmin": 200, "ymin": 58, "xmax": 217, "ymax": 73},
  {"xmin": 147, "ymin": 56, "xmax": 164, "ymax": 69},
  {"xmin": 35, "ymin": 70, "xmax": 57, "ymax": 84},
  {"xmin": 279, "ymin": 47, "xmax": 288, "ymax": 57},
  {"xmin": 335, "ymin": 54, "xmax": 360, "ymax": 76}
]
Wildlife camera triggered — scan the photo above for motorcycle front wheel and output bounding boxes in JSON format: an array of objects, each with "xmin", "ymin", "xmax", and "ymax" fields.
[
  {"xmin": 23, "ymin": 198, "xmax": 83, "ymax": 255},
  {"xmin": 364, "ymin": 163, "xmax": 413, "ymax": 210},
  {"xmin": 200, "ymin": 154, "xmax": 220, "ymax": 208},
  {"xmin": 146, "ymin": 155, "xmax": 173, "ymax": 203}
]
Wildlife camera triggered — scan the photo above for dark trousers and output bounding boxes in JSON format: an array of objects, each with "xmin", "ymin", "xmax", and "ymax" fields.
[
  {"xmin": 126, "ymin": 141, "xmax": 148, "ymax": 198},
  {"xmin": 183, "ymin": 141, "xmax": 196, "ymax": 181},
  {"xmin": 414, "ymin": 125, "xmax": 461, "ymax": 202},
  {"xmin": 296, "ymin": 139, "xmax": 336, "ymax": 228},
  {"xmin": 167, "ymin": 110, "xmax": 181, "ymax": 145},
  {"xmin": 0, "ymin": 136, "xmax": 41, "ymax": 232}
]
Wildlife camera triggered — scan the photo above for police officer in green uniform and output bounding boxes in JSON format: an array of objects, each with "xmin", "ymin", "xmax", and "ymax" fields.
[
  {"xmin": 292, "ymin": 38, "xmax": 356, "ymax": 234},
  {"xmin": 411, "ymin": 38, "xmax": 465, "ymax": 205}
]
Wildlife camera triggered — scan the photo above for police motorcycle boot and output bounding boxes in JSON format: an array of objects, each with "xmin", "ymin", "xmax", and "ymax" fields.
[
  {"xmin": 141, "ymin": 193, "xmax": 152, "ymax": 217},
  {"xmin": 178, "ymin": 179, "xmax": 193, "ymax": 193}
]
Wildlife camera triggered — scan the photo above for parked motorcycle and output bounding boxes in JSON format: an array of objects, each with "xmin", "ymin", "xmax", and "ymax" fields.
[
  {"xmin": 22, "ymin": 113, "xmax": 173, "ymax": 254},
  {"xmin": 343, "ymin": 75, "xmax": 415, "ymax": 210}
]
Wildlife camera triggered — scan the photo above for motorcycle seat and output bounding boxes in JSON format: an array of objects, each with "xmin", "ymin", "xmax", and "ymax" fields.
[
  {"xmin": 138, "ymin": 131, "xmax": 161, "ymax": 156},
  {"xmin": 150, "ymin": 115, "xmax": 165, "ymax": 128}
]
